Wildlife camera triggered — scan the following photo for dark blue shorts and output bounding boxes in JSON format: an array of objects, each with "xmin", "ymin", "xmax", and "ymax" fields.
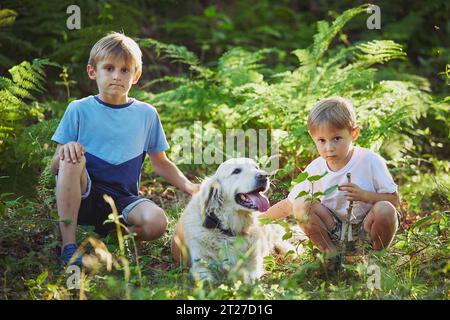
[{"xmin": 57, "ymin": 170, "xmax": 154, "ymax": 236}]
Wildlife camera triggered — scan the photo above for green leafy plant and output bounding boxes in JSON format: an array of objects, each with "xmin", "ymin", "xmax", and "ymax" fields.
[{"xmin": 0, "ymin": 59, "xmax": 57, "ymax": 166}]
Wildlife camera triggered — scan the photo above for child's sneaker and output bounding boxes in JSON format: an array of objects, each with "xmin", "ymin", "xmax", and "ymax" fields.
[{"xmin": 60, "ymin": 243, "xmax": 83, "ymax": 266}]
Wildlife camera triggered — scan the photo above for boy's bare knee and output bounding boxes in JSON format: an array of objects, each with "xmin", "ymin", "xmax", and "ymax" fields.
[
  {"xmin": 153, "ymin": 208, "xmax": 168, "ymax": 234},
  {"xmin": 142, "ymin": 207, "xmax": 168, "ymax": 239},
  {"xmin": 372, "ymin": 201, "xmax": 397, "ymax": 230},
  {"xmin": 373, "ymin": 201, "xmax": 396, "ymax": 220},
  {"xmin": 58, "ymin": 156, "xmax": 86, "ymax": 175}
]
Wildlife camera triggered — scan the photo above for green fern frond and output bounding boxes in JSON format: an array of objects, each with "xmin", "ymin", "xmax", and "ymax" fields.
[
  {"xmin": 291, "ymin": 49, "xmax": 313, "ymax": 67},
  {"xmin": 311, "ymin": 5, "xmax": 369, "ymax": 63},
  {"xmin": 217, "ymin": 48, "xmax": 275, "ymax": 87},
  {"xmin": 36, "ymin": 155, "xmax": 56, "ymax": 210},
  {"xmin": 141, "ymin": 75, "xmax": 191, "ymax": 89},
  {"xmin": 353, "ymin": 40, "xmax": 406, "ymax": 67},
  {"xmin": 14, "ymin": 119, "xmax": 59, "ymax": 168},
  {"xmin": 138, "ymin": 38, "xmax": 212, "ymax": 77},
  {"xmin": 140, "ymin": 38, "xmax": 200, "ymax": 65},
  {"xmin": 0, "ymin": 8, "xmax": 17, "ymax": 29},
  {"xmin": 0, "ymin": 59, "xmax": 54, "ymax": 153}
]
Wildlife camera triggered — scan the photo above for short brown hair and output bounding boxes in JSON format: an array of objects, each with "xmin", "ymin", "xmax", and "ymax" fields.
[
  {"xmin": 88, "ymin": 32, "xmax": 142, "ymax": 73},
  {"xmin": 307, "ymin": 97, "xmax": 357, "ymax": 132}
]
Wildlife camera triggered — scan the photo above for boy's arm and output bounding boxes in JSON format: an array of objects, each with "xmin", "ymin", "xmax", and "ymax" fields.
[
  {"xmin": 339, "ymin": 183, "xmax": 400, "ymax": 208},
  {"xmin": 149, "ymin": 151, "xmax": 199, "ymax": 195},
  {"xmin": 363, "ymin": 191, "xmax": 400, "ymax": 207},
  {"xmin": 259, "ymin": 198, "xmax": 293, "ymax": 220}
]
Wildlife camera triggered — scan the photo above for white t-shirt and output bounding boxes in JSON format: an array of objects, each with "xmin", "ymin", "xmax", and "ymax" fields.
[{"xmin": 287, "ymin": 146, "xmax": 397, "ymax": 224}]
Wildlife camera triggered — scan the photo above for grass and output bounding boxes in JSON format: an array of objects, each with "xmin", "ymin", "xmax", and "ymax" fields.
[{"xmin": 0, "ymin": 176, "xmax": 448, "ymax": 300}]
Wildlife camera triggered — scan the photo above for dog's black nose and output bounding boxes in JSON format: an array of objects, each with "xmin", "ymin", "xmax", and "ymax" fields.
[{"xmin": 256, "ymin": 172, "xmax": 268, "ymax": 183}]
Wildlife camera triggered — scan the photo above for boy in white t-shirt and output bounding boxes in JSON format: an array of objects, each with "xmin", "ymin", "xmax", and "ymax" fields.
[{"xmin": 261, "ymin": 97, "xmax": 400, "ymax": 253}]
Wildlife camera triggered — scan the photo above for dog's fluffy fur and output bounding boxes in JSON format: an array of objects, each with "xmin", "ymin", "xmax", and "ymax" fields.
[{"xmin": 172, "ymin": 158, "xmax": 304, "ymax": 283}]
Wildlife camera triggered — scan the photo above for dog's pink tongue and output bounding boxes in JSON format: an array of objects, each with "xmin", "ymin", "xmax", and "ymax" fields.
[{"xmin": 247, "ymin": 193, "xmax": 270, "ymax": 212}]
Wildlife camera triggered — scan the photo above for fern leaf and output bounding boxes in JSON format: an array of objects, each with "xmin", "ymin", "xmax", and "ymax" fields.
[
  {"xmin": 353, "ymin": 40, "xmax": 406, "ymax": 67},
  {"xmin": 0, "ymin": 8, "xmax": 17, "ymax": 29},
  {"xmin": 311, "ymin": 5, "xmax": 368, "ymax": 63},
  {"xmin": 0, "ymin": 59, "xmax": 54, "ymax": 152}
]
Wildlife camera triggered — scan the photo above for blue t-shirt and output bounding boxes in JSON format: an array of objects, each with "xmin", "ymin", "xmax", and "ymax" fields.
[{"xmin": 51, "ymin": 95, "xmax": 169, "ymax": 198}]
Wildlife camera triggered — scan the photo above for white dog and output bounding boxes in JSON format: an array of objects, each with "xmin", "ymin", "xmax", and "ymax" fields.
[{"xmin": 172, "ymin": 158, "xmax": 304, "ymax": 283}]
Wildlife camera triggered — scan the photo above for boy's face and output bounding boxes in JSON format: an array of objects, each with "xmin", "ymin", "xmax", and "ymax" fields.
[
  {"xmin": 87, "ymin": 56, "xmax": 141, "ymax": 104},
  {"xmin": 309, "ymin": 124, "xmax": 360, "ymax": 171}
]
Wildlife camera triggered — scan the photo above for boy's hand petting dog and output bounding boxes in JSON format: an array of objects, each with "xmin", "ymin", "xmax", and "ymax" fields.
[
  {"xmin": 338, "ymin": 183, "xmax": 369, "ymax": 203},
  {"xmin": 59, "ymin": 141, "xmax": 85, "ymax": 164},
  {"xmin": 188, "ymin": 183, "xmax": 200, "ymax": 195}
]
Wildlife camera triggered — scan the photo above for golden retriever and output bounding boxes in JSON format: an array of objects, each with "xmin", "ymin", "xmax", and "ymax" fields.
[{"xmin": 171, "ymin": 158, "xmax": 304, "ymax": 283}]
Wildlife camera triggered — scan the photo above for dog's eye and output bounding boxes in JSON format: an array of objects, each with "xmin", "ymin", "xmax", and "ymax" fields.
[{"xmin": 231, "ymin": 168, "xmax": 242, "ymax": 175}]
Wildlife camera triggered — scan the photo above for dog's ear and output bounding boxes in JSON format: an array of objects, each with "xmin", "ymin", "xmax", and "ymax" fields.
[{"xmin": 201, "ymin": 178, "xmax": 223, "ymax": 229}]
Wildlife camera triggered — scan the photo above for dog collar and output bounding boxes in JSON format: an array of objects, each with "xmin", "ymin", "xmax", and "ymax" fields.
[{"xmin": 203, "ymin": 211, "xmax": 234, "ymax": 237}]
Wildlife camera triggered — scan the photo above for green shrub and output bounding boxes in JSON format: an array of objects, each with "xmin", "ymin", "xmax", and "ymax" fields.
[{"xmin": 0, "ymin": 59, "xmax": 57, "ymax": 168}]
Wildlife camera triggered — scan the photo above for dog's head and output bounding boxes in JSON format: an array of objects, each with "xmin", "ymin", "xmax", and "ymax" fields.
[{"xmin": 201, "ymin": 158, "xmax": 270, "ymax": 219}]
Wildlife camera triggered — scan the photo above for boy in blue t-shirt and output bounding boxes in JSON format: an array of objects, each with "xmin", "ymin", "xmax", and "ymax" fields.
[{"xmin": 51, "ymin": 32, "xmax": 199, "ymax": 266}]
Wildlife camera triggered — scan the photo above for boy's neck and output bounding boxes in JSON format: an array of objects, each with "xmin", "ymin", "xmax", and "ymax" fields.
[
  {"xmin": 326, "ymin": 146, "xmax": 355, "ymax": 172},
  {"xmin": 98, "ymin": 92, "xmax": 130, "ymax": 105}
]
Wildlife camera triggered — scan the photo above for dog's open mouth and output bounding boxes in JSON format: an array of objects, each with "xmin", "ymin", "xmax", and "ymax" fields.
[{"xmin": 235, "ymin": 186, "xmax": 270, "ymax": 212}]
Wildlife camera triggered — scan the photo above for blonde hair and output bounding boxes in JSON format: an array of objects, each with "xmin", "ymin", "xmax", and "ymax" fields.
[
  {"xmin": 88, "ymin": 32, "xmax": 142, "ymax": 73},
  {"xmin": 307, "ymin": 97, "xmax": 357, "ymax": 132}
]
